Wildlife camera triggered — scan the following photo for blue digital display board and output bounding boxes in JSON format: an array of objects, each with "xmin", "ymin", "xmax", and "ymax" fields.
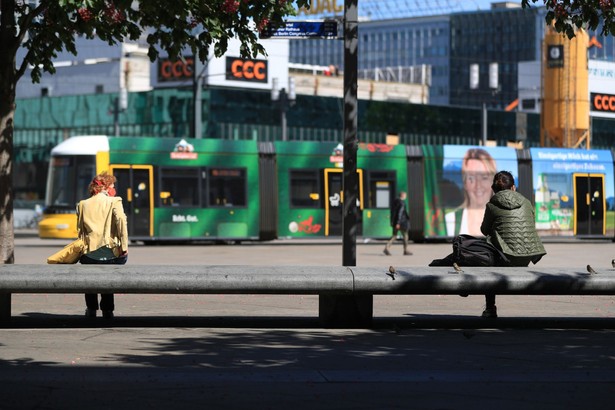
[{"xmin": 260, "ymin": 21, "xmax": 338, "ymax": 39}]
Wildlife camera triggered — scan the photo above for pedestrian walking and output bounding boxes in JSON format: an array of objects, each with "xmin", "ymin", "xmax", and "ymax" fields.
[{"xmin": 384, "ymin": 191, "xmax": 412, "ymax": 256}]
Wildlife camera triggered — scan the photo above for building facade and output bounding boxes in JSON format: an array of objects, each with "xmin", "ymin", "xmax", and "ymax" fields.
[
  {"xmin": 449, "ymin": 5, "xmax": 543, "ymax": 109},
  {"xmin": 290, "ymin": 15, "xmax": 451, "ymax": 105},
  {"xmin": 290, "ymin": 2, "xmax": 615, "ymax": 109}
]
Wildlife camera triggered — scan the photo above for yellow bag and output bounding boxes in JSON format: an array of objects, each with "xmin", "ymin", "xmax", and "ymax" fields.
[{"xmin": 47, "ymin": 238, "xmax": 85, "ymax": 264}]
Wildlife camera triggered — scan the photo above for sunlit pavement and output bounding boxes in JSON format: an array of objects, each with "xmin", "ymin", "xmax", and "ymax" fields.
[{"xmin": 2, "ymin": 235, "xmax": 615, "ymax": 409}]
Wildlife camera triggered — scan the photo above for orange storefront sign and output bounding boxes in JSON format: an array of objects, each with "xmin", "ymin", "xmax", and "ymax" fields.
[
  {"xmin": 225, "ymin": 57, "xmax": 268, "ymax": 83},
  {"xmin": 591, "ymin": 92, "xmax": 615, "ymax": 112},
  {"xmin": 158, "ymin": 57, "xmax": 194, "ymax": 82}
]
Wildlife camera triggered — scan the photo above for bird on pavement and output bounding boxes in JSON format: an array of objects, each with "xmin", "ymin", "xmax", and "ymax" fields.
[
  {"xmin": 587, "ymin": 264, "xmax": 598, "ymax": 275},
  {"xmin": 386, "ymin": 265, "xmax": 396, "ymax": 280}
]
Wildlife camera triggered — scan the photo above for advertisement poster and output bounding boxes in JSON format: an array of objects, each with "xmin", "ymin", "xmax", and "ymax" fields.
[
  {"xmin": 423, "ymin": 145, "xmax": 518, "ymax": 238},
  {"xmin": 530, "ymin": 148, "xmax": 614, "ymax": 236}
]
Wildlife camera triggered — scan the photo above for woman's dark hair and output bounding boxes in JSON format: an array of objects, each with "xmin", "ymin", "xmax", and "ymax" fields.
[{"xmin": 491, "ymin": 171, "xmax": 515, "ymax": 193}]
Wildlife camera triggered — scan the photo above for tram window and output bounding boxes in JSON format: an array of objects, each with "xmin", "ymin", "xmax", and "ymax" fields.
[
  {"xmin": 47, "ymin": 155, "xmax": 96, "ymax": 207},
  {"xmin": 160, "ymin": 168, "xmax": 199, "ymax": 207},
  {"xmin": 207, "ymin": 168, "xmax": 247, "ymax": 207},
  {"xmin": 367, "ymin": 171, "xmax": 395, "ymax": 209},
  {"xmin": 290, "ymin": 170, "xmax": 320, "ymax": 208},
  {"xmin": 76, "ymin": 160, "xmax": 95, "ymax": 199}
]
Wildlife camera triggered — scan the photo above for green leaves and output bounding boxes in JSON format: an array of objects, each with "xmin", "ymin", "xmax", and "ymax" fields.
[
  {"xmin": 6, "ymin": 0, "xmax": 308, "ymax": 83},
  {"xmin": 522, "ymin": 0, "xmax": 615, "ymax": 38}
]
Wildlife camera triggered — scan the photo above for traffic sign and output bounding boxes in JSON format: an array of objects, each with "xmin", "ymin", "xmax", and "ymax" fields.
[{"xmin": 260, "ymin": 20, "xmax": 338, "ymax": 39}]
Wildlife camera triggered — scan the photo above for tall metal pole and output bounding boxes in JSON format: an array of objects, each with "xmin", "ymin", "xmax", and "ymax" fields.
[
  {"xmin": 194, "ymin": 58, "xmax": 205, "ymax": 139},
  {"xmin": 482, "ymin": 102, "xmax": 487, "ymax": 145},
  {"xmin": 320, "ymin": 0, "xmax": 371, "ymax": 328},
  {"xmin": 193, "ymin": 56, "xmax": 203, "ymax": 138},
  {"xmin": 280, "ymin": 89, "xmax": 288, "ymax": 141},
  {"xmin": 113, "ymin": 97, "xmax": 120, "ymax": 136},
  {"xmin": 342, "ymin": 0, "xmax": 358, "ymax": 267}
]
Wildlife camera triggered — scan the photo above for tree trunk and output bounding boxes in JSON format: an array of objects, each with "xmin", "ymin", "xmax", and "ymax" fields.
[
  {"xmin": 0, "ymin": 0, "xmax": 17, "ymax": 264},
  {"xmin": 0, "ymin": 91, "xmax": 15, "ymax": 265}
]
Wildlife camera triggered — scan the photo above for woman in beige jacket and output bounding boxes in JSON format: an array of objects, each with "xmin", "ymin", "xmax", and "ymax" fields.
[{"xmin": 77, "ymin": 171, "xmax": 128, "ymax": 319}]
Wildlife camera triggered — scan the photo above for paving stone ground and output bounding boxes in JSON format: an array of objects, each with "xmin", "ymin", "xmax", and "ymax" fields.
[{"xmin": 2, "ymin": 234, "xmax": 615, "ymax": 409}]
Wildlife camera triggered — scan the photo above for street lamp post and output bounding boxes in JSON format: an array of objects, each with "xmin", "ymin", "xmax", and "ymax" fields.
[
  {"xmin": 271, "ymin": 77, "xmax": 296, "ymax": 141},
  {"xmin": 113, "ymin": 87, "xmax": 127, "ymax": 136},
  {"xmin": 319, "ymin": 0, "xmax": 371, "ymax": 328},
  {"xmin": 470, "ymin": 62, "xmax": 499, "ymax": 144},
  {"xmin": 193, "ymin": 58, "xmax": 208, "ymax": 139}
]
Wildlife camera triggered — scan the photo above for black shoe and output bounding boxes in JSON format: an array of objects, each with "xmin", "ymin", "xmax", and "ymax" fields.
[
  {"xmin": 383, "ymin": 249, "xmax": 391, "ymax": 256},
  {"xmin": 102, "ymin": 310, "xmax": 114, "ymax": 319},
  {"xmin": 85, "ymin": 308, "xmax": 96, "ymax": 318},
  {"xmin": 481, "ymin": 305, "xmax": 497, "ymax": 318}
]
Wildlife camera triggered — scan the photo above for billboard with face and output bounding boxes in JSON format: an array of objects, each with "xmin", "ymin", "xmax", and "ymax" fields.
[{"xmin": 422, "ymin": 145, "xmax": 519, "ymax": 238}]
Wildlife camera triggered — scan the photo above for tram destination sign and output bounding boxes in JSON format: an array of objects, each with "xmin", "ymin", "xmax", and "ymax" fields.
[{"xmin": 260, "ymin": 20, "xmax": 338, "ymax": 39}]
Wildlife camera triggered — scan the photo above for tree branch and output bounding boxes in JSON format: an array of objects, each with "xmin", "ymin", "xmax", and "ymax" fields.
[{"xmin": 14, "ymin": 1, "xmax": 49, "ymax": 81}]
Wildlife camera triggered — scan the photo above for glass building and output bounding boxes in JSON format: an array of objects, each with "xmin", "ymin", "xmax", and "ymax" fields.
[
  {"xmin": 290, "ymin": 15, "xmax": 451, "ymax": 105},
  {"xmin": 290, "ymin": 4, "xmax": 615, "ymax": 109},
  {"xmin": 449, "ymin": 6, "xmax": 543, "ymax": 109}
]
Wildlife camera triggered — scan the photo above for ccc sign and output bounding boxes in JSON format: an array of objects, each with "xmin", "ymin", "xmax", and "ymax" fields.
[
  {"xmin": 591, "ymin": 92, "xmax": 615, "ymax": 113},
  {"xmin": 226, "ymin": 57, "xmax": 268, "ymax": 83},
  {"xmin": 158, "ymin": 57, "xmax": 194, "ymax": 83}
]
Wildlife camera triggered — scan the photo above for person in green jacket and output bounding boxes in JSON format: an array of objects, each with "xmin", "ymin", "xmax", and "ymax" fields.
[{"xmin": 480, "ymin": 170, "xmax": 546, "ymax": 318}]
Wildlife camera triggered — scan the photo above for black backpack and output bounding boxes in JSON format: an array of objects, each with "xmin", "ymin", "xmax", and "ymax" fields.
[
  {"xmin": 429, "ymin": 234, "xmax": 509, "ymax": 267},
  {"xmin": 452, "ymin": 234, "xmax": 509, "ymax": 267}
]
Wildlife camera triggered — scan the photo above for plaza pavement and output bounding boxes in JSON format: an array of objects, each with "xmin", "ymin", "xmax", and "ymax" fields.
[{"xmin": 1, "ymin": 233, "xmax": 615, "ymax": 409}]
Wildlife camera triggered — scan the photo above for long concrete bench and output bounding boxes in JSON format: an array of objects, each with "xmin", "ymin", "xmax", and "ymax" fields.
[{"xmin": 1, "ymin": 264, "xmax": 613, "ymax": 327}]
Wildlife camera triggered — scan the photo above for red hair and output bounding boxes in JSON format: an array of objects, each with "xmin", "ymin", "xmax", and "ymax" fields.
[{"xmin": 88, "ymin": 171, "xmax": 116, "ymax": 196}]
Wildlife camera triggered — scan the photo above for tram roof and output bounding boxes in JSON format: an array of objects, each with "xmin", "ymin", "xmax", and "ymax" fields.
[{"xmin": 51, "ymin": 135, "xmax": 109, "ymax": 156}]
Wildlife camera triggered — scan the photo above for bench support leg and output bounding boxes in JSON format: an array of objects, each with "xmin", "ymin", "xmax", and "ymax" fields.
[
  {"xmin": 319, "ymin": 294, "xmax": 373, "ymax": 328},
  {"xmin": 0, "ymin": 293, "xmax": 11, "ymax": 323}
]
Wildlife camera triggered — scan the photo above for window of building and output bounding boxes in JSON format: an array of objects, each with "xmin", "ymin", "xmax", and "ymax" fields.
[
  {"xmin": 521, "ymin": 99, "xmax": 536, "ymax": 110},
  {"xmin": 206, "ymin": 168, "xmax": 247, "ymax": 207},
  {"xmin": 289, "ymin": 169, "xmax": 320, "ymax": 208},
  {"xmin": 160, "ymin": 168, "xmax": 200, "ymax": 207}
]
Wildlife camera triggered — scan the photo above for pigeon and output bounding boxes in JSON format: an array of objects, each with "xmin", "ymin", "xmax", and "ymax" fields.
[
  {"xmin": 587, "ymin": 264, "xmax": 598, "ymax": 275},
  {"xmin": 453, "ymin": 263, "xmax": 464, "ymax": 273},
  {"xmin": 386, "ymin": 265, "xmax": 396, "ymax": 280}
]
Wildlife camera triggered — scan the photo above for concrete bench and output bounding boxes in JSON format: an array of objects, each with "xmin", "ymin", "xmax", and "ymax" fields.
[{"xmin": 1, "ymin": 264, "xmax": 613, "ymax": 327}]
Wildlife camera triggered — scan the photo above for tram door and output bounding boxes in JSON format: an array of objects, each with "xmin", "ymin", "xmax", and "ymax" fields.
[
  {"xmin": 111, "ymin": 165, "xmax": 153, "ymax": 238},
  {"xmin": 574, "ymin": 173, "xmax": 605, "ymax": 236},
  {"xmin": 324, "ymin": 168, "xmax": 363, "ymax": 236}
]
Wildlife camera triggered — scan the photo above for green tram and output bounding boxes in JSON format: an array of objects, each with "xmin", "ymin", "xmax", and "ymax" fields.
[
  {"xmin": 39, "ymin": 136, "xmax": 409, "ymax": 242},
  {"xmin": 39, "ymin": 136, "xmax": 615, "ymax": 242}
]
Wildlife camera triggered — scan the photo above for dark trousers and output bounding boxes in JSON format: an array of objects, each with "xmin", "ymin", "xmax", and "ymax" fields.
[
  {"xmin": 80, "ymin": 253, "xmax": 128, "ymax": 312},
  {"xmin": 385, "ymin": 227, "xmax": 409, "ymax": 252},
  {"xmin": 485, "ymin": 259, "xmax": 530, "ymax": 308}
]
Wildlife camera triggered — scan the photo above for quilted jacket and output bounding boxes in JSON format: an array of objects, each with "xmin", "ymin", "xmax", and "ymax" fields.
[{"xmin": 480, "ymin": 189, "xmax": 546, "ymax": 266}]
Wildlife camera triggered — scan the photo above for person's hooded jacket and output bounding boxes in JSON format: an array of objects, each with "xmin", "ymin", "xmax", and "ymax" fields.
[{"xmin": 480, "ymin": 189, "xmax": 546, "ymax": 266}]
